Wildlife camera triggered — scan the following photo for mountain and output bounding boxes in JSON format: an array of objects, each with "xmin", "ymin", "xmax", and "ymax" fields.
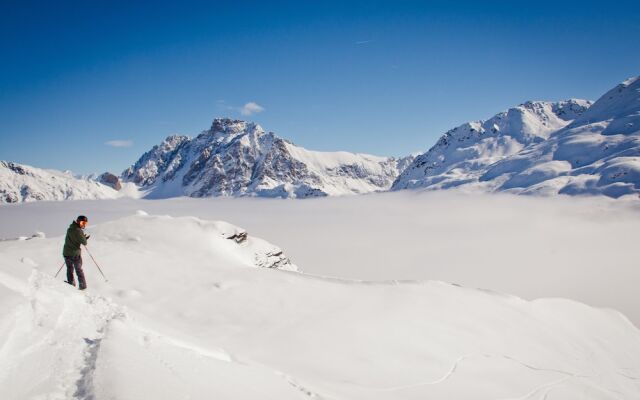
[
  {"xmin": 0, "ymin": 161, "xmax": 119, "ymax": 203},
  {"xmin": 392, "ymin": 99, "xmax": 592, "ymax": 191},
  {"xmin": 122, "ymin": 118, "xmax": 413, "ymax": 199},
  {"xmin": 480, "ymin": 77, "xmax": 640, "ymax": 197},
  {"xmin": 393, "ymin": 76, "xmax": 640, "ymax": 198}
]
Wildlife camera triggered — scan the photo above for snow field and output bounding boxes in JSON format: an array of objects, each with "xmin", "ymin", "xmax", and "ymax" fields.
[{"xmin": 0, "ymin": 212, "xmax": 639, "ymax": 398}]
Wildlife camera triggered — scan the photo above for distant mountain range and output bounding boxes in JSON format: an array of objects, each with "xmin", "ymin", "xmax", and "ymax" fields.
[{"xmin": 1, "ymin": 76, "xmax": 639, "ymax": 203}]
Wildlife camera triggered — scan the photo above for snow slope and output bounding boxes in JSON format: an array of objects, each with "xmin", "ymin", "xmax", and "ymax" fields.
[
  {"xmin": 0, "ymin": 212, "xmax": 639, "ymax": 399},
  {"xmin": 0, "ymin": 161, "xmax": 120, "ymax": 203},
  {"xmin": 394, "ymin": 76, "xmax": 640, "ymax": 197},
  {"xmin": 122, "ymin": 118, "xmax": 413, "ymax": 198}
]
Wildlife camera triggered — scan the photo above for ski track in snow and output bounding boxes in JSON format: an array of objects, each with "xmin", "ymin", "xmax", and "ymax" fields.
[
  {"xmin": 617, "ymin": 368, "xmax": 640, "ymax": 380},
  {"xmin": 358, "ymin": 353, "xmax": 586, "ymax": 392},
  {"xmin": 276, "ymin": 372, "xmax": 332, "ymax": 399},
  {"xmin": 70, "ymin": 294, "xmax": 125, "ymax": 400},
  {"xmin": 73, "ymin": 337, "xmax": 102, "ymax": 400},
  {"xmin": 506, "ymin": 376, "xmax": 574, "ymax": 400},
  {"xmin": 354, "ymin": 352, "xmax": 636, "ymax": 399}
]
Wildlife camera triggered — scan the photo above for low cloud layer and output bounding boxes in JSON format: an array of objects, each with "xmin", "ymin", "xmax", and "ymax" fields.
[{"xmin": 1, "ymin": 192, "xmax": 638, "ymax": 327}]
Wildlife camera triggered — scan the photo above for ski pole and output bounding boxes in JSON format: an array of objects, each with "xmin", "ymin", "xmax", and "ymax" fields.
[
  {"xmin": 83, "ymin": 245, "xmax": 109, "ymax": 282},
  {"xmin": 54, "ymin": 260, "xmax": 66, "ymax": 278}
]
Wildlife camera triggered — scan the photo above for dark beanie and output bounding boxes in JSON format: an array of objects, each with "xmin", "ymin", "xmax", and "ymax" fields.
[{"xmin": 77, "ymin": 215, "xmax": 88, "ymax": 222}]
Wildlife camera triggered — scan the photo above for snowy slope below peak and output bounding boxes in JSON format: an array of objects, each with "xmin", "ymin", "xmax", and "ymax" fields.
[
  {"xmin": 0, "ymin": 212, "xmax": 639, "ymax": 399},
  {"xmin": 0, "ymin": 161, "xmax": 122, "ymax": 203},
  {"xmin": 122, "ymin": 118, "xmax": 412, "ymax": 199}
]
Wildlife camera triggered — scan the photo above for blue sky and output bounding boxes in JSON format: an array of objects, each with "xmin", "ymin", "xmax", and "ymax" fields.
[{"xmin": 1, "ymin": 1, "xmax": 639, "ymax": 174}]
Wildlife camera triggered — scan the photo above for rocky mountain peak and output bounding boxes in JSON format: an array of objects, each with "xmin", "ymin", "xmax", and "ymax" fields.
[
  {"xmin": 551, "ymin": 99, "xmax": 593, "ymax": 121},
  {"xmin": 209, "ymin": 118, "xmax": 263, "ymax": 136},
  {"xmin": 1, "ymin": 161, "xmax": 32, "ymax": 177},
  {"xmin": 163, "ymin": 134, "xmax": 190, "ymax": 147}
]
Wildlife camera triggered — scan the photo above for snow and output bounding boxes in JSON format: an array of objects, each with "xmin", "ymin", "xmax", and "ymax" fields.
[{"xmin": 0, "ymin": 201, "xmax": 639, "ymax": 398}]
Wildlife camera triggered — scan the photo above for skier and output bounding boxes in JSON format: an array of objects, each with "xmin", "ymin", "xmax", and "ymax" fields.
[{"xmin": 62, "ymin": 215, "xmax": 90, "ymax": 290}]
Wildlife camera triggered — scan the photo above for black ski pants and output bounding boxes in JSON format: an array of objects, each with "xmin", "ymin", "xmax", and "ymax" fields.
[{"xmin": 64, "ymin": 255, "xmax": 87, "ymax": 289}]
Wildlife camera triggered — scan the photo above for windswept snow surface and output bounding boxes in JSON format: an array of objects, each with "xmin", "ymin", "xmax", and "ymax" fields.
[{"xmin": 1, "ymin": 212, "xmax": 639, "ymax": 399}]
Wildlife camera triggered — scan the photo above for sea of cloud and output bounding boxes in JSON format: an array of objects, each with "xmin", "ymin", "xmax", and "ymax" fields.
[{"xmin": 1, "ymin": 191, "xmax": 638, "ymax": 326}]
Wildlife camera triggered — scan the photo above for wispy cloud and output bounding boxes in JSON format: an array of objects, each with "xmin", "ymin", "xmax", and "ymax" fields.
[
  {"xmin": 240, "ymin": 102, "xmax": 265, "ymax": 116},
  {"xmin": 105, "ymin": 140, "xmax": 133, "ymax": 148},
  {"xmin": 355, "ymin": 40, "xmax": 373, "ymax": 45}
]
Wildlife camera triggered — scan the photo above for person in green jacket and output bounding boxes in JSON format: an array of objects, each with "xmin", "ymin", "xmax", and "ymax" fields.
[{"xmin": 63, "ymin": 215, "xmax": 90, "ymax": 290}]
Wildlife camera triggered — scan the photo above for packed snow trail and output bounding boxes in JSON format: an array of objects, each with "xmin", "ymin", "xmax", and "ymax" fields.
[{"xmin": 0, "ymin": 271, "xmax": 123, "ymax": 399}]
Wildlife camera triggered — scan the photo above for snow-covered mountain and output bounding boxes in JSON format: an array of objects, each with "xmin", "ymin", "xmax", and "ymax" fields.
[
  {"xmin": 1, "ymin": 212, "xmax": 639, "ymax": 399},
  {"xmin": 393, "ymin": 99, "xmax": 592, "ymax": 191},
  {"xmin": 393, "ymin": 76, "xmax": 640, "ymax": 198},
  {"xmin": 123, "ymin": 118, "xmax": 413, "ymax": 198},
  {"xmin": 0, "ymin": 161, "xmax": 119, "ymax": 203},
  {"xmin": 6, "ymin": 77, "xmax": 639, "ymax": 203},
  {"xmin": 480, "ymin": 77, "xmax": 640, "ymax": 197}
]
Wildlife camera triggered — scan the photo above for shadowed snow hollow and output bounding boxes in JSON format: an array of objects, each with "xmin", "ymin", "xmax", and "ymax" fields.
[{"xmin": 0, "ymin": 213, "xmax": 638, "ymax": 399}]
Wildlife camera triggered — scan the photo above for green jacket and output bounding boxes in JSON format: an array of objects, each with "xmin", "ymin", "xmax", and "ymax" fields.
[{"xmin": 63, "ymin": 221, "xmax": 88, "ymax": 257}]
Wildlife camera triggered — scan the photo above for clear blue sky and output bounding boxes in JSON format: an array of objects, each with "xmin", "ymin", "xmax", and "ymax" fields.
[{"xmin": 1, "ymin": 0, "xmax": 639, "ymax": 174}]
